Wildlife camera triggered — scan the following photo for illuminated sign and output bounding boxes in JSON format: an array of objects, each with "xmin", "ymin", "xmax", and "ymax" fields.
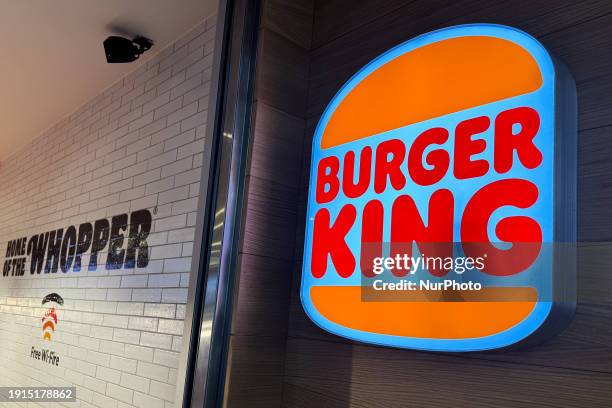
[{"xmin": 301, "ymin": 24, "xmax": 576, "ymax": 351}]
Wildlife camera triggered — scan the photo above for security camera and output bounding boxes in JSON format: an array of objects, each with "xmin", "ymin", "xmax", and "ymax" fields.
[{"xmin": 103, "ymin": 35, "xmax": 153, "ymax": 63}]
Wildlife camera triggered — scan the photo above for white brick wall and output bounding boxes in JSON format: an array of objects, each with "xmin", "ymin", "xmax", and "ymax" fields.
[{"xmin": 0, "ymin": 15, "xmax": 216, "ymax": 408}]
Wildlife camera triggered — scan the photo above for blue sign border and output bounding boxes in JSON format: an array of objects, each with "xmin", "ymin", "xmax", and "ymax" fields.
[{"xmin": 300, "ymin": 24, "xmax": 575, "ymax": 352}]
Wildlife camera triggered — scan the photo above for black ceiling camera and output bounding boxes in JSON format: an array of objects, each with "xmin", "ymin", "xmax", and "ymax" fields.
[{"xmin": 104, "ymin": 35, "xmax": 153, "ymax": 63}]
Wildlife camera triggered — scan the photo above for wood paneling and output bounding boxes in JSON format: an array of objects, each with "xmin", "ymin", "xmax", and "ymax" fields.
[
  {"xmin": 241, "ymin": 174, "xmax": 299, "ymax": 261},
  {"xmin": 541, "ymin": 13, "xmax": 612, "ymax": 84},
  {"xmin": 224, "ymin": 335, "xmax": 286, "ymax": 408},
  {"xmin": 311, "ymin": 0, "xmax": 411, "ymax": 49},
  {"xmin": 255, "ymin": 29, "xmax": 310, "ymax": 118},
  {"xmin": 579, "ymin": 126, "xmax": 612, "ymax": 241},
  {"xmin": 224, "ymin": 2, "xmax": 314, "ymax": 407},
  {"xmin": 311, "ymin": 0, "xmax": 612, "ymax": 51},
  {"xmin": 262, "ymin": 0, "xmax": 314, "ymax": 49},
  {"xmin": 281, "ymin": 1, "xmax": 612, "ymax": 407},
  {"xmin": 226, "ymin": 0, "xmax": 612, "ymax": 407},
  {"xmin": 306, "ymin": 1, "xmax": 612, "ymax": 128},
  {"xmin": 247, "ymin": 102, "xmax": 306, "ymax": 190},
  {"xmin": 231, "ymin": 253, "xmax": 293, "ymax": 336},
  {"xmin": 283, "ymin": 337, "xmax": 612, "ymax": 408}
]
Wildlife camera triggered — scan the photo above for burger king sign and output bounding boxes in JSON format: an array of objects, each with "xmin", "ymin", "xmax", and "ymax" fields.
[{"xmin": 301, "ymin": 24, "xmax": 576, "ymax": 351}]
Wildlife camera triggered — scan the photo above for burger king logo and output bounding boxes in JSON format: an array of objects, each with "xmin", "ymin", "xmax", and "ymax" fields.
[{"xmin": 301, "ymin": 24, "xmax": 576, "ymax": 351}]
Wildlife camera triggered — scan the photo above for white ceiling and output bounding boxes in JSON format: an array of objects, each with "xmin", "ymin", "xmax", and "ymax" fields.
[{"xmin": 0, "ymin": 0, "xmax": 217, "ymax": 162}]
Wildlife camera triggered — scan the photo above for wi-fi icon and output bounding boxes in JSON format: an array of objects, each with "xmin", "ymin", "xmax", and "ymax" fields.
[
  {"xmin": 42, "ymin": 309, "xmax": 57, "ymax": 341},
  {"xmin": 41, "ymin": 293, "xmax": 63, "ymax": 341}
]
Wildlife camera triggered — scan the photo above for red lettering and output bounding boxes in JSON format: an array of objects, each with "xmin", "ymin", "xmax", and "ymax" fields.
[
  {"xmin": 316, "ymin": 156, "xmax": 340, "ymax": 203},
  {"xmin": 454, "ymin": 116, "xmax": 490, "ymax": 179},
  {"xmin": 494, "ymin": 107, "xmax": 542, "ymax": 173},
  {"xmin": 311, "ymin": 205, "xmax": 356, "ymax": 278},
  {"xmin": 461, "ymin": 179, "xmax": 542, "ymax": 276},
  {"xmin": 360, "ymin": 200, "xmax": 383, "ymax": 277},
  {"xmin": 343, "ymin": 147, "xmax": 372, "ymax": 198},
  {"xmin": 374, "ymin": 139, "xmax": 406, "ymax": 193},
  {"xmin": 409, "ymin": 127, "xmax": 450, "ymax": 186}
]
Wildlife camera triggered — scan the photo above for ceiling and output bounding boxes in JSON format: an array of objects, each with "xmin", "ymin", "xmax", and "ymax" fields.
[{"xmin": 0, "ymin": 0, "xmax": 217, "ymax": 162}]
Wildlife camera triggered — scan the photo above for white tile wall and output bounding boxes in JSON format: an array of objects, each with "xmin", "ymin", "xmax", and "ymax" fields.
[{"xmin": 0, "ymin": 15, "xmax": 216, "ymax": 408}]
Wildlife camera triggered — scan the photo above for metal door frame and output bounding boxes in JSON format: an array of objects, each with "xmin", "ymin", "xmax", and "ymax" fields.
[{"xmin": 177, "ymin": 0, "xmax": 260, "ymax": 406}]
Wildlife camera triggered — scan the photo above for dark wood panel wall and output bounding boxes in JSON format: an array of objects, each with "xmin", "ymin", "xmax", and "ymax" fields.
[
  {"xmin": 227, "ymin": 0, "xmax": 612, "ymax": 407},
  {"xmin": 223, "ymin": 1, "xmax": 313, "ymax": 407}
]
